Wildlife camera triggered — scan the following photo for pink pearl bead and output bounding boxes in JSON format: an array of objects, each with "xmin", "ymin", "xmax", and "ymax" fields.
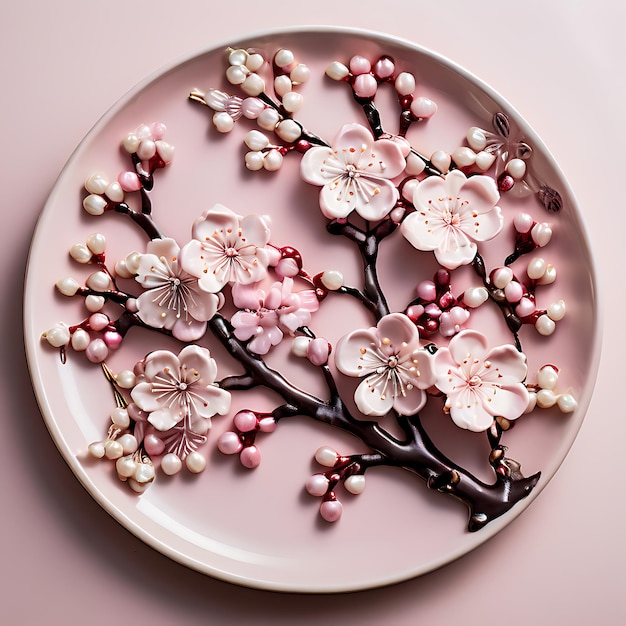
[
  {"xmin": 353, "ymin": 74, "xmax": 377, "ymax": 99},
  {"xmin": 241, "ymin": 97, "xmax": 265, "ymax": 119},
  {"xmin": 349, "ymin": 55, "xmax": 371, "ymax": 75},
  {"xmin": 85, "ymin": 338, "xmax": 108, "ymax": 363},
  {"xmin": 516, "ymin": 297, "xmax": 535, "ymax": 318},
  {"xmin": 118, "ymin": 170, "xmax": 142, "ymax": 192},
  {"xmin": 320, "ymin": 500, "xmax": 343, "ymax": 523},
  {"xmin": 406, "ymin": 304, "xmax": 424, "ymax": 322},
  {"xmin": 88, "ymin": 313, "xmax": 110, "ymax": 331},
  {"xmin": 504, "ymin": 280, "xmax": 524, "ymax": 303},
  {"xmin": 416, "ymin": 280, "xmax": 437, "ymax": 301},
  {"xmin": 234, "ymin": 410, "xmax": 258, "ymax": 433},
  {"xmin": 373, "ymin": 57, "xmax": 394, "ymax": 79},
  {"xmin": 240, "ymin": 445, "xmax": 261, "ymax": 469},
  {"xmin": 307, "ymin": 338, "xmax": 330, "ymax": 366},
  {"xmin": 513, "ymin": 212, "xmax": 534, "ymax": 234},
  {"xmin": 144, "ymin": 433, "xmax": 166, "ymax": 456},
  {"xmin": 217, "ymin": 431, "xmax": 243, "ymax": 455},
  {"xmin": 103, "ymin": 330, "xmax": 123, "ymax": 349},
  {"xmin": 306, "ymin": 474, "xmax": 329, "ymax": 497},
  {"xmin": 258, "ymin": 417, "xmax": 277, "ymax": 433}
]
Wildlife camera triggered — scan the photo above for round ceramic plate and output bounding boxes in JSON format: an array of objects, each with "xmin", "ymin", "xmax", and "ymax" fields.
[{"xmin": 24, "ymin": 26, "xmax": 600, "ymax": 593}]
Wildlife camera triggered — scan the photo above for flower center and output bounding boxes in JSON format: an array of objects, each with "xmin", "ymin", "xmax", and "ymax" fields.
[
  {"xmin": 345, "ymin": 164, "xmax": 359, "ymax": 179},
  {"xmin": 177, "ymin": 381, "xmax": 188, "ymax": 391},
  {"xmin": 468, "ymin": 375, "xmax": 481, "ymax": 387},
  {"xmin": 225, "ymin": 246, "xmax": 239, "ymax": 258}
]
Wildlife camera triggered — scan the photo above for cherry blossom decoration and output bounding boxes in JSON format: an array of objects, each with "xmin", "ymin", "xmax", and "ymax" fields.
[
  {"xmin": 134, "ymin": 238, "xmax": 222, "ymax": 341},
  {"xmin": 335, "ymin": 313, "xmax": 436, "ymax": 416},
  {"xmin": 131, "ymin": 345, "xmax": 231, "ymax": 433},
  {"xmin": 433, "ymin": 330, "xmax": 529, "ymax": 432},
  {"xmin": 300, "ymin": 123, "xmax": 406, "ymax": 220},
  {"xmin": 401, "ymin": 170, "xmax": 503, "ymax": 269},
  {"xmin": 231, "ymin": 278, "xmax": 319, "ymax": 355},
  {"xmin": 180, "ymin": 203, "xmax": 272, "ymax": 293}
]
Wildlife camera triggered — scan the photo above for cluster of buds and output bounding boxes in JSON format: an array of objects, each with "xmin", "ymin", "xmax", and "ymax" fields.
[
  {"xmin": 217, "ymin": 410, "xmax": 277, "ymax": 469},
  {"xmin": 507, "ymin": 212, "xmax": 553, "ymax": 263},
  {"xmin": 305, "ymin": 446, "xmax": 366, "ymax": 523},
  {"xmin": 120, "ymin": 122, "xmax": 174, "ymax": 184},
  {"xmin": 406, "ymin": 269, "xmax": 471, "ymax": 338},
  {"xmin": 525, "ymin": 365, "xmax": 578, "ymax": 414}
]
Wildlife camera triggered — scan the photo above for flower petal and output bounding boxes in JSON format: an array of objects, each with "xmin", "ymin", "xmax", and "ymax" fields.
[
  {"xmin": 335, "ymin": 328, "xmax": 379, "ymax": 377},
  {"xmin": 448, "ymin": 330, "xmax": 489, "ymax": 365},
  {"xmin": 448, "ymin": 394, "xmax": 495, "ymax": 432},
  {"xmin": 487, "ymin": 383, "xmax": 529, "ymax": 422},
  {"xmin": 190, "ymin": 385, "xmax": 231, "ymax": 418},
  {"xmin": 354, "ymin": 377, "xmax": 394, "ymax": 416},
  {"xmin": 375, "ymin": 313, "xmax": 419, "ymax": 355},
  {"xmin": 130, "ymin": 381, "xmax": 163, "ymax": 412},
  {"xmin": 486, "ymin": 344, "xmax": 528, "ymax": 383},
  {"xmin": 171, "ymin": 318, "xmax": 207, "ymax": 341},
  {"xmin": 191, "ymin": 203, "xmax": 239, "ymax": 242},
  {"xmin": 148, "ymin": 407, "xmax": 181, "ymax": 431},
  {"xmin": 142, "ymin": 350, "xmax": 181, "ymax": 382},
  {"xmin": 392, "ymin": 386, "xmax": 428, "ymax": 416},
  {"xmin": 178, "ymin": 344, "xmax": 217, "ymax": 384}
]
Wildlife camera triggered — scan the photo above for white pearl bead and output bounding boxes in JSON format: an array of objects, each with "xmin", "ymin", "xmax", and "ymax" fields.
[
  {"xmin": 245, "ymin": 130, "xmax": 269, "ymax": 151},
  {"xmin": 114, "ymin": 370, "xmax": 136, "ymax": 389},
  {"xmin": 394, "ymin": 71, "xmax": 415, "ymax": 96},
  {"xmin": 241, "ymin": 73, "xmax": 265, "ymax": 97},
  {"xmin": 105, "ymin": 181, "xmax": 125, "ymax": 203},
  {"xmin": 531, "ymin": 222, "xmax": 552, "ymax": 247},
  {"xmin": 516, "ymin": 296, "xmax": 535, "ymax": 318},
  {"xmin": 228, "ymin": 48, "xmax": 247, "ymax": 66},
  {"xmin": 82, "ymin": 194, "xmax": 107, "ymax": 216},
  {"xmin": 513, "ymin": 212, "xmax": 534, "ymax": 233},
  {"xmin": 85, "ymin": 295, "xmax": 105, "ymax": 312},
  {"xmin": 86, "ymin": 233, "xmax": 106, "ymax": 255},
  {"xmin": 314, "ymin": 446, "xmax": 338, "ymax": 468},
  {"xmin": 290, "ymin": 64, "xmax": 310, "ymax": 84},
  {"xmin": 122, "ymin": 133, "xmax": 140, "ymax": 154},
  {"xmin": 538, "ymin": 265, "xmax": 557, "ymax": 285},
  {"xmin": 557, "ymin": 393, "xmax": 578, "ymax": 413},
  {"xmin": 241, "ymin": 97, "xmax": 265, "ymax": 119},
  {"xmin": 56, "ymin": 277, "xmax": 80, "ymax": 296},
  {"xmin": 104, "ymin": 440, "xmax": 124, "ymax": 460},
  {"xmin": 263, "ymin": 149, "xmax": 283, "ymax": 171},
  {"xmin": 537, "ymin": 365, "xmax": 559, "ymax": 390},
  {"xmin": 282, "ymin": 91, "xmax": 303, "ymax": 113},
  {"xmin": 128, "ymin": 479, "xmax": 150, "ymax": 494},
  {"xmin": 547, "ymin": 299, "xmax": 566, "ymax": 321},
  {"xmin": 246, "ymin": 53, "xmax": 264, "ymax": 72},
  {"xmin": 118, "ymin": 434, "xmax": 138, "ymax": 455},
  {"xmin": 274, "ymin": 48, "xmax": 294, "ymax": 68},
  {"xmin": 492, "ymin": 266, "xmax": 514, "ymax": 289},
  {"xmin": 88, "ymin": 441, "xmax": 105, "ymax": 458},
  {"xmin": 404, "ymin": 153, "xmax": 425, "ymax": 176},
  {"xmin": 527, "ymin": 257, "xmax": 546, "ymax": 280},
  {"xmin": 244, "ymin": 151, "xmax": 264, "ymax": 171},
  {"xmin": 257, "ymin": 107, "xmax": 280, "ymax": 131},
  {"xmin": 86, "ymin": 271, "xmax": 111, "ymax": 291},
  {"xmin": 535, "ymin": 314, "xmax": 556, "ymax": 336},
  {"xmin": 275, "ymin": 119, "xmax": 301, "ymax": 143},
  {"xmin": 452, "ymin": 147, "xmax": 476, "ymax": 168},
  {"xmin": 226, "ymin": 65, "xmax": 247, "ymax": 85},
  {"xmin": 291, "ymin": 336, "xmax": 311, "ymax": 357},
  {"xmin": 110, "ymin": 407, "xmax": 130, "ymax": 428},
  {"xmin": 431, "ymin": 150, "xmax": 451, "ymax": 173},
  {"xmin": 321, "ymin": 269, "xmax": 344, "ymax": 291},
  {"xmin": 474, "ymin": 151, "xmax": 496, "ymax": 171},
  {"xmin": 463, "ymin": 286, "xmax": 489, "ymax": 308},
  {"xmin": 84, "ymin": 174, "xmax": 108, "ymax": 195},
  {"xmin": 344, "ymin": 474, "xmax": 366, "ymax": 495},
  {"xmin": 43, "ymin": 324, "xmax": 70, "ymax": 347},
  {"xmin": 212, "ymin": 111, "xmax": 235, "ymax": 133},
  {"xmin": 506, "ymin": 158, "xmax": 527, "ymax": 180},
  {"xmin": 524, "ymin": 390, "xmax": 537, "ymax": 413},
  {"xmin": 410, "ymin": 97, "xmax": 438, "ymax": 119},
  {"xmin": 325, "ymin": 61, "xmax": 350, "ymax": 81},
  {"xmin": 185, "ymin": 451, "xmax": 207, "ymax": 474},
  {"xmin": 116, "ymin": 456, "xmax": 137, "ymax": 478},
  {"xmin": 71, "ymin": 328, "xmax": 90, "ymax": 351},
  {"xmin": 466, "ymin": 127, "xmax": 487, "ymax": 151},
  {"xmin": 274, "ymin": 75, "xmax": 292, "ymax": 97},
  {"xmin": 306, "ymin": 474, "xmax": 329, "ymax": 497},
  {"xmin": 133, "ymin": 462, "xmax": 155, "ymax": 484},
  {"xmin": 70, "ymin": 243, "xmax": 92, "ymax": 263},
  {"xmin": 536, "ymin": 388, "xmax": 557, "ymax": 408},
  {"xmin": 161, "ymin": 453, "xmax": 183, "ymax": 476}
]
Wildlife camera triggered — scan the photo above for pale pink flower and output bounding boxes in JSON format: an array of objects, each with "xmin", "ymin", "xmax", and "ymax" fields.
[
  {"xmin": 401, "ymin": 170, "xmax": 503, "ymax": 269},
  {"xmin": 130, "ymin": 345, "xmax": 231, "ymax": 432},
  {"xmin": 180, "ymin": 204, "xmax": 272, "ymax": 293},
  {"xmin": 231, "ymin": 278, "xmax": 319, "ymax": 355},
  {"xmin": 335, "ymin": 313, "xmax": 436, "ymax": 417},
  {"xmin": 433, "ymin": 330, "xmax": 528, "ymax": 432},
  {"xmin": 134, "ymin": 238, "xmax": 220, "ymax": 341},
  {"xmin": 300, "ymin": 123, "xmax": 406, "ymax": 221}
]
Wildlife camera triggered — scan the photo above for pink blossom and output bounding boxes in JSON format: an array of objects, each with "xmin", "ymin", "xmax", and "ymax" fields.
[
  {"xmin": 433, "ymin": 330, "xmax": 528, "ymax": 432},
  {"xmin": 231, "ymin": 277, "xmax": 319, "ymax": 355}
]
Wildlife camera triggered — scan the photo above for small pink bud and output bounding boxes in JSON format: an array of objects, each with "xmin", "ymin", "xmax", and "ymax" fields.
[
  {"xmin": 103, "ymin": 330, "xmax": 122, "ymax": 350},
  {"xmin": 240, "ymin": 445, "xmax": 261, "ymax": 469},
  {"xmin": 349, "ymin": 55, "xmax": 371, "ymax": 75},
  {"xmin": 513, "ymin": 212, "xmax": 534, "ymax": 234},
  {"xmin": 307, "ymin": 337, "xmax": 331, "ymax": 366},
  {"xmin": 217, "ymin": 431, "xmax": 243, "ymax": 455},
  {"xmin": 353, "ymin": 73, "xmax": 377, "ymax": 99},
  {"xmin": 258, "ymin": 417, "xmax": 277, "ymax": 433},
  {"xmin": 306, "ymin": 474, "xmax": 330, "ymax": 497},
  {"xmin": 88, "ymin": 313, "xmax": 110, "ymax": 331},
  {"xmin": 373, "ymin": 56, "xmax": 395, "ymax": 79},
  {"xmin": 320, "ymin": 499, "xmax": 343, "ymax": 523},
  {"xmin": 234, "ymin": 410, "xmax": 258, "ymax": 433},
  {"xmin": 144, "ymin": 433, "xmax": 166, "ymax": 456},
  {"xmin": 416, "ymin": 280, "xmax": 437, "ymax": 302},
  {"xmin": 118, "ymin": 171, "xmax": 142, "ymax": 192}
]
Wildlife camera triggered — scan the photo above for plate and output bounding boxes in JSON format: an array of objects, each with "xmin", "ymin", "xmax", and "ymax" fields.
[{"xmin": 24, "ymin": 26, "xmax": 600, "ymax": 593}]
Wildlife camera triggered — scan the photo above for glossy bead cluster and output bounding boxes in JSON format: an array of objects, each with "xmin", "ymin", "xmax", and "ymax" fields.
[
  {"xmin": 217, "ymin": 410, "xmax": 277, "ymax": 469},
  {"xmin": 525, "ymin": 364, "xmax": 578, "ymax": 413},
  {"xmin": 305, "ymin": 446, "xmax": 366, "ymax": 523}
]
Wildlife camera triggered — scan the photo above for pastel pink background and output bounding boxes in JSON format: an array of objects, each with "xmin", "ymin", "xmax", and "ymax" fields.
[{"xmin": 3, "ymin": 1, "xmax": 623, "ymax": 624}]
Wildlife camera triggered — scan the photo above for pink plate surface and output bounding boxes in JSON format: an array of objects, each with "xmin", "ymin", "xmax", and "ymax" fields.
[{"xmin": 24, "ymin": 27, "xmax": 600, "ymax": 593}]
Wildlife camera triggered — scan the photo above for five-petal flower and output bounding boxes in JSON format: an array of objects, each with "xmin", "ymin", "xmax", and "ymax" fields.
[
  {"xmin": 433, "ymin": 329, "xmax": 528, "ymax": 432},
  {"xmin": 400, "ymin": 170, "xmax": 503, "ymax": 269},
  {"xmin": 335, "ymin": 313, "xmax": 436, "ymax": 416},
  {"xmin": 130, "ymin": 345, "xmax": 231, "ymax": 432},
  {"xmin": 180, "ymin": 204, "xmax": 272, "ymax": 293},
  {"xmin": 300, "ymin": 123, "xmax": 406, "ymax": 221},
  {"xmin": 134, "ymin": 238, "xmax": 221, "ymax": 341}
]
